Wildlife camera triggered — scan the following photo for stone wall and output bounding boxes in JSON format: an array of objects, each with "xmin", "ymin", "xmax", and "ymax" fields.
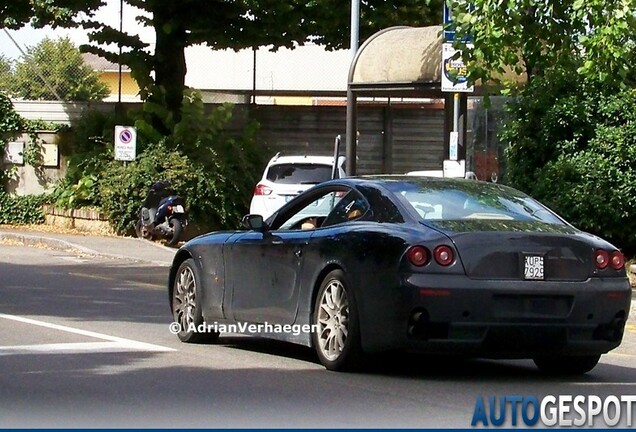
[{"xmin": 42, "ymin": 205, "xmax": 113, "ymax": 235}]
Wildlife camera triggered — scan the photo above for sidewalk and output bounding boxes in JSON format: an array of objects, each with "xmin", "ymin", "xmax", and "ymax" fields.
[{"xmin": 0, "ymin": 227, "xmax": 177, "ymax": 266}]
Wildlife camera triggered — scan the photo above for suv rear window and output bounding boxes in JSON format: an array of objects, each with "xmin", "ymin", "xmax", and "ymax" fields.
[{"xmin": 266, "ymin": 163, "xmax": 333, "ymax": 185}]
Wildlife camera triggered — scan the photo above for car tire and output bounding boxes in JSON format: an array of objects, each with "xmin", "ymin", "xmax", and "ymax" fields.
[
  {"xmin": 533, "ymin": 354, "xmax": 601, "ymax": 375},
  {"xmin": 166, "ymin": 218, "xmax": 182, "ymax": 247},
  {"xmin": 172, "ymin": 258, "xmax": 219, "ymax": 343},
  {"xmin": 312, "ymin": 269, "xmax": 363, "ymax": 371}
]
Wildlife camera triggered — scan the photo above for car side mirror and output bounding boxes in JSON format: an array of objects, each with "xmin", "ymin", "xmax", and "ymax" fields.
[{"xmin": 241, "ymin": 214, "xmax": 268, "ymax": 232}]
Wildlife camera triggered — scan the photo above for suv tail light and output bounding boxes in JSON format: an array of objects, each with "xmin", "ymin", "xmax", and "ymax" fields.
[{"xmin": 253, "ymin": 183, "xmax": 273, "ymax": 196}]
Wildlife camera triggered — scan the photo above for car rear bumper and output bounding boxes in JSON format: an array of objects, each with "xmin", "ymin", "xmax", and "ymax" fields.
[{"xmin": 359, "ymin": 273, "xmax": 632, "ymax": 358}]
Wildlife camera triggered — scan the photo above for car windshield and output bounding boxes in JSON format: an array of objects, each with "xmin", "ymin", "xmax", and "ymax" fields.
[
  {"xmin": 385, "ymin": 179, "xmax": 564, "ymax": 224},
  {"xmin": 266, "ymin": 163, "xmax": 333, "ymax": 185}
]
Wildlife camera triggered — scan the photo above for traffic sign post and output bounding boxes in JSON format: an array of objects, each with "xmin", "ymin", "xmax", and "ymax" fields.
[
  {"xmin": 114, "ymin": 125, "xmax": 137, "ymax": 162},
  {"xmin": 442, "ymin": 1, "xmax": 473, "ymax": 169}
]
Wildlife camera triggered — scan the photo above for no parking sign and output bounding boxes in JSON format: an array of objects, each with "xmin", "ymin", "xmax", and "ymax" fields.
[{"xmin": 114, "ymin": 125, "xmax": 137, "ymax": 161}]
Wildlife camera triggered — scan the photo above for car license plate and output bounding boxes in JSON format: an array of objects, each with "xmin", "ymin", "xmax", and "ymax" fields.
[
  {"xmin": 284, "ymin": 195, "xmax": 295, "ymax": 202},
  {"xmin": 173, "ymin": 205, "xmax": 184, "ymax": 213},
  {"xmin": 524, "ymin": 255, "xmax": 544, "ymax": 280}
]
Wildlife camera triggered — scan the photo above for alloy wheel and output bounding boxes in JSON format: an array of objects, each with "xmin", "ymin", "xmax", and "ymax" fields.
[
  {"xmin": 173, "ymin": 265, "xmax": 197, "ymax": 333},
  {"xmin": 317, "ymin": 279, "xmax": 350, "ymax": 361}
]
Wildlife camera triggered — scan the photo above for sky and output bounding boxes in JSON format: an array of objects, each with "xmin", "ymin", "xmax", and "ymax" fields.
[{"xmin": 0, "ymin": 0, "xmax": 154, "ymax": 60}]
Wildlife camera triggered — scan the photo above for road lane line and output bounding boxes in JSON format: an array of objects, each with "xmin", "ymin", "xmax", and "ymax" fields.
[
  {"xmin": 0, "ymin": 313, "xmax": 175, "ymax": 353},
  {"xmin": 0, "ymin": 341, "xmax": 173, "ymax": 355}
]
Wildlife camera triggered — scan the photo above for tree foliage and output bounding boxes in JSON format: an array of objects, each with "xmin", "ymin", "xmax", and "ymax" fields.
[
  {"xmin": 502, "ymin": 71, "xmax": 636, "ymax": 253},
  {"xmin": 0, "ymin": 0, "xmax": 103, "ymax": 29},
  {"xmin": 448, "ymin": 0, "xmax": 636, "ymax": 253},
  {"xmin": 9, "ymin": 37, "xmax": 109, "ymax": 101},
  {"xmin": 0, "ymin": 55, "xmax": 13, "ymax": 92},
  {"xmin": 449, "ymin": 0, "xmax": 636, "ymax": 90}
]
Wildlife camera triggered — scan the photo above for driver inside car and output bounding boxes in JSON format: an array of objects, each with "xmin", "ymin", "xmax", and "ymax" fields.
[{"xmin": 301, "ymin": 217, "xmax": 318, "ymax": 230}]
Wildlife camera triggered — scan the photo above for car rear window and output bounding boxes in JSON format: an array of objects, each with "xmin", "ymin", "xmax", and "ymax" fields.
[
  {"xmin": 266, "ymin": 163, "xmax": 333, "ymax": 185},
  {"xmin": 385, "ymin": 179, "xmax": 565, "ymax": 224}
]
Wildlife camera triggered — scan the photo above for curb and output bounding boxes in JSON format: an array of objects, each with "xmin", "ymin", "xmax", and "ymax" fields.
[{"xmin": 0, "ymin": 232, "xmax": 173, "ymax": 266}]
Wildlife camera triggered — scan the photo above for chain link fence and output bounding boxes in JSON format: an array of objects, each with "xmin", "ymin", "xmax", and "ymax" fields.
[{"xmin": 0, "ymin": 30, "xmax": 115, "ymax": 102}]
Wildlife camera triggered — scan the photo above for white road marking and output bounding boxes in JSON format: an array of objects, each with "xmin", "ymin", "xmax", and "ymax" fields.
[{"xmin": 0, "ymin": 313, "xmax": 175, "ymax": 355}]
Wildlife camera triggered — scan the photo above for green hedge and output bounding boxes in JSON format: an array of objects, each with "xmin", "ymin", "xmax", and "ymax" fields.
[
  {"xmin": 503, "ymin": 71, "xmax": 636, "ymax": 254},
  {"xmin": 52, "ymin": 91, "xmax": 263, "ymax": 235},
  {"xmin": 0, "ymin": 191, "xmax": 45, "ymax": 224}
]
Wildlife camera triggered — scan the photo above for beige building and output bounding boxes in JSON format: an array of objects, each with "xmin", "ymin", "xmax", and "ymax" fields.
[{"xmin": 82, "ymin": 52, "xmax": 141, "ymax": 102}]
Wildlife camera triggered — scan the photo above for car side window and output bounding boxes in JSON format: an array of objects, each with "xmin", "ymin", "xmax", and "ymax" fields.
[
  {"xmin": 273, "ymin": 189, "xmax": 348, "ymax": 230},
  {"xmin": 321, "ymin": 190, "xmax": 369, "ymax": 228}
]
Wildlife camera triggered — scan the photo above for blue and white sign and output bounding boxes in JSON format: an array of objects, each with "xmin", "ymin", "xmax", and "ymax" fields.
[
  {"xmin": 443, "ymin": 0, "xmax": 456, "ymax": 42},
  {"xmin": 443, "ymin": 0, "xmax": 474, "ymax": 42},
  {"xmin": 114, "ymin": 125, "xmax": 137, "ymax": 161}
]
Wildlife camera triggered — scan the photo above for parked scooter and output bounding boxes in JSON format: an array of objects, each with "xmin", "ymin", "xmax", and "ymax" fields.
[{"xmin": 135, "ymin": 181, "xmax": 187, "ymax": 247}]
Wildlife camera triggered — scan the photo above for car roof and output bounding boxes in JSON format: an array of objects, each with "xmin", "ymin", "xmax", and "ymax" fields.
[
  {"xmin": 267, "ymin": 154, "xmax": 345, "ymax": 166},
  {"xmin": 332, "ymin": 174, "xmax": 479, "ymax": 186}
]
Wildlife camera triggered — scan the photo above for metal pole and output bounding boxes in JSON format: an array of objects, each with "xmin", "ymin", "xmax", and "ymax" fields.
[
  {"xmin": 345, "ymin": 90, "xmax": 357, "ymax": 175},
  {"xmin": 346, "ymin": 0, "xmax": 360, "ymax": 175},
  {"xmin": 118, "ymin": 0, "xmax": 123, "ymax": 105},
  {"xmin": 331, "ymin": 135, "xmax": 341, "ymax": 179},
  {"xmin": 453, "ymin": 93, "xmax": 459, "ymax": 132},
  {"xmin": 350, "ymin": 0, "xmax": 360, "ymax": 55},
  {"xmin": 252, "ymin": 46, "xmax": 257, "ymax": 104}
]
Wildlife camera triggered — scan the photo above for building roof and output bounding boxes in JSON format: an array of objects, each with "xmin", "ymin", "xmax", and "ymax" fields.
[
  {"xmin": 352, "ymin": 26, "xmax": 443, "ymax": 85},
  {"xmin": 82, "ymin": 52, "xmax": 131, "ymax": 72}
]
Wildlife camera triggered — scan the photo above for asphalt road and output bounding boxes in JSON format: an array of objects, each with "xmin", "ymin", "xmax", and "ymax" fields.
[{"xmin": 1, "ymin": 244, "xmax": 635, "ymax": 428}]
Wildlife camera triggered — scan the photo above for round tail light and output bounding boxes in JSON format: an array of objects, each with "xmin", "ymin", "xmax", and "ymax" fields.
[
  {"xmin": 434, "ymin": 245, "xmax": 454, "ymax": 266},
  {"xmin": 610, "ymin": 251, "xmax": 625, "ymax": 270},
  {"xmin": 594, "ymin": 249, "xmax": 609, "ymax": 270},
  {"xmin": 407, "ymin": 246, "xmax": 429, "ymax": 267}
]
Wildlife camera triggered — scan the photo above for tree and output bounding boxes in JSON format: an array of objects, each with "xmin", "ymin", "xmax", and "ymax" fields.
[
  {"xmin": 0, "ymin": 55, "xmax": 14, "ymax": 95},
  {"xmin": 448, "ymin": 0, "xmax": 636, "ymax": 90},
  {"xmin": 446, "ymin": 0, "xmax": 636, "ymax": 253},
  {"xmin": 83, "ymin": 0, "xmax": 443, "ymax": 128},
  {"xmin": 12, "ymin": 36, "xmax": 109, "ymax": 101},
  {"xmin": 0, "ymin": 0, "xmax": 103, "ymax": 29}
]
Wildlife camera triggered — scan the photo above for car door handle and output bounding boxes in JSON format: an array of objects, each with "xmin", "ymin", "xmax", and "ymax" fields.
[
  {"xmin": 271, "ymin": 240, "xmax": 283, "ymax": 245},
  {"xmin": 294, "ymin": 249, "xmax": 302, "ymax": 258}
]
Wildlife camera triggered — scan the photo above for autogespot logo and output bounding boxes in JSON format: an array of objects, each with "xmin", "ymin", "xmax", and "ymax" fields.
[{"xmin": 471, "ymin": 395, "xmax": 636, "ymax": 427}]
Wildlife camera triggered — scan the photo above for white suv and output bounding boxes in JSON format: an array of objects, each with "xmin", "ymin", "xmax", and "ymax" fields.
[{"xmin": 249, "ymin": 154, "xmax": 346, "ymax": 220}]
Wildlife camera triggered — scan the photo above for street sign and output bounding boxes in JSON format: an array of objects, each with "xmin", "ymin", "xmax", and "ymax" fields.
[
  {"xmin": 443, "ymin": 159, "xmax": 466, "ymax": 178},
  {"xmin": 441, "ymin": 43, "xmax": 474, "ymax": 93},
  {"xmin": 443, "ymin": 0, "xmax": 473, "ymax": 42},
  {"xmin": 114, "ymin": 125, "xmax": 137, "ymax": 162},
  {"xmin": 443, "ymin": 0, "xmax": 455, "ymax": 42},
  {"xmin": 449, "ymin": 131, "xmax": 459, "ymax": 160}
]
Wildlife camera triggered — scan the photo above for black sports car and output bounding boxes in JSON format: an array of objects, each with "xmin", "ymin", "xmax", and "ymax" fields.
[{"xmin": 168, "ymin": 176, "xmax": 631, "ymax": 373}]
